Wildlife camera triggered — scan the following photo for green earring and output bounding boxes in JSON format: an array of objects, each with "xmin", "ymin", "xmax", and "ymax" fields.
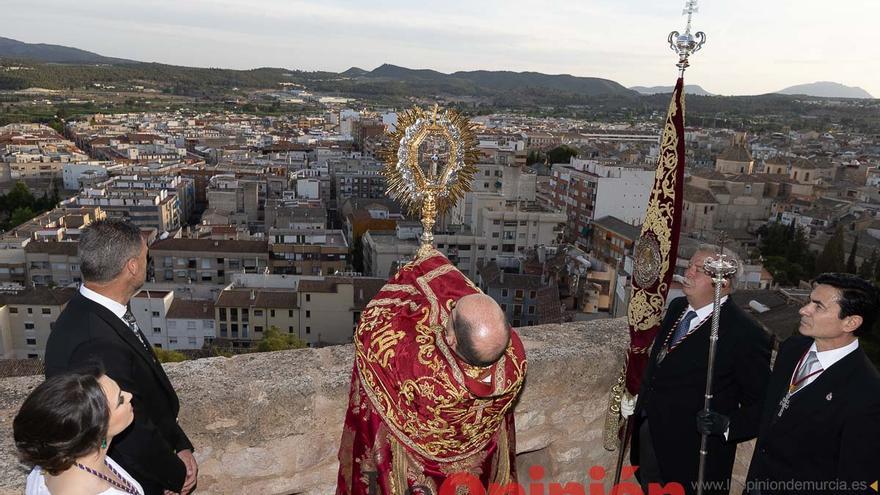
[{"xmin": 101, "ymin": 438, "xmax": 107, "ymax": 449}]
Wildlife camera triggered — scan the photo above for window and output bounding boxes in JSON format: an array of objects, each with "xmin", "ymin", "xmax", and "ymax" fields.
[
  {"xmin": 305, "ymin": 294, "xmax": 311, "ymax": 302},
  {"xmin": 9, "ymin": 307, "xmax": 17, "ymax": 314},
  {"xmin": 255, "ymin": 326, "xmax": 264, "ymax": 333},
  {"xmin": 288, "ymin": 326, "xmax": 294, "ymax": 333},
  {"xmin": 270, "ymin": 309, "xmax": 276, "ymax": 317},
  {"xmin": 169, "ymin": 337, "xmax": 178, "ymax": 344},
  {"xmin": 501, "ymin": 289, "xmax": 508, "ymax": 297},
  {"xmin": 528, "ymin": 305, "xmax": 536, "ymax": 314},
  {"xmin": 529, "ymin": 291, "xmax": 537, "ymax": 299},
  {"xmin": 306, "ymin": 326, "xmax": 311, "ymax": 334},
  {"xmin": 26, "ymin": 338, "xmax": 37, "ymax": 345},
  {"xmin": 187, "ymin": 321, "xmax": 196, "ymax": 330},
  {"xmin": 28, "ymin": 353, "xmax": 38, "ymax": 359},
  {"xmin": 188, "ymin": 337, "xmax": 197, "ymax": 346},
  {"xmin": 24, "ymin": 322, "xmax": 34, "ymax": 330},
  {"xmin": 512, "ymin": 319, "xmax": 521, "ymax": 327},
  {"xmin": 220, "ymin": 323, "xmax": 227, "ymax": 334},
  {"xmin": 154, "ymin": 344, "xmax": 162, "ymax": 349},
  {"xmin": 152, "ymin": 311, "xmax": 160, "ymax": 317},
  {"xmin": 41, "ymin": 308, "xmax": 51, "ymax": 315},
  {"xmin": 306, "ymin": 310, "xmax": 311, "ymax": 318},
  {"xmin": 515, "ymin": 289, "xmax": 524, "ymax": 299},
  {"xmin": 204, "ymin": 320, "xmax": 214, "ymax": 329},
  {"xmin": 230, "ymin": 308, "xmax": 238, "ymax": 319},
  {"xmin": 153, "ymin": 327, "xmax": 161, "ymax": 333},
  {"xmin": 219, "ymin": 308, "xmax": 227, "ymax": 320},
  {"xmin": 500, "ymin": 303, "xmax": 507, "ymax": 312},
  {"xmin": 288, "ymin": 310, "xmax": 294, "ymax": 317},
  {"xmin": 27, "ymin": 308, "xmax": 33, "ymax": 314},
  {"xmin": 168, "ymin": 321, "xmax": 177, "ymax": 329},
  {"xmin": 254, "ymin": 310, "xmax": 263, "ymax": 317}
]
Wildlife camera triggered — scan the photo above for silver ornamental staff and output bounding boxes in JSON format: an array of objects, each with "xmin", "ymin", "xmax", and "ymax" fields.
[
  {"xmin": 610, "ymin": 0, "xmax": 706, "ymax": 487},
  {"xmin": 695, "ymin": 243, "xmax": 738, "ymax": 495}
]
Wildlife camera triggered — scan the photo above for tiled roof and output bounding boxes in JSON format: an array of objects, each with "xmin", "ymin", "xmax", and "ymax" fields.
[
  {"xmin": 0, "ymin": 287, "xmax": 78, "ymax": 306},
  {"xmin": 216, "ymin": 289, "xmax": 298, "ymax": 309},
  {"xmin": 717, "ymin": 144, "xmax": 753, "ymax": 163},
  {"xmin": 353, "ymin": 278, "xmax": 387, "ymax": 309},
  {"xmin": 684, "ymin": 184, "xmax": 717, "ymax": 204},
  {"xmin": 0, "ymin": 359, "xmax": 44, "ymax": 378},
  {"xmin": 592, "ymin": 216, "xmax": 640, "ymax": 241},
  {"xmin": 23, "ymin": 241, "xmax": 79, "ymax": 256},
  {"xmin": 167, "ymin": 299, "xmax": 215, "ymax": 319}
]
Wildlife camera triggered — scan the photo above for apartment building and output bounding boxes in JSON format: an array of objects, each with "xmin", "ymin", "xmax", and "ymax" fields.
[
  {"xmin": 0, "ymin": 287, "xmax": 77, "ymax": 359},
  {"xmin": 543, "ymin": 159, "xmax": 653, "ymax": 247},
  {"xmin": 24, "ymin": 241, "xmax": 81, "ymax": 287},
  {"xmin": 214, "ymin": 287, "xmax": 298, "ymax": 347},
  {"xmin": 149, "ymin": 238, "xmax": 270, "ymax": 285},
  {"xmin": 268, "ymin": 229, "xmax": 348, "ymax": 276}
]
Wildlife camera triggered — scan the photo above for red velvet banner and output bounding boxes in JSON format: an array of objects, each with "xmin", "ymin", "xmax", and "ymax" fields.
[{"xmin": 624, "ymin": 78, "xmax": 687, "ymax": 395}]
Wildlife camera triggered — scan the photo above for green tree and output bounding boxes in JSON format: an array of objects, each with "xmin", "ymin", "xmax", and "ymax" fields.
[
  {"xmin": 758, "ymin": 222, "xmax": 814, "ymax": 285},
  {"xmin": 546, "ymin": 145, "xmax": 579, "ymax": 165},
  {"xmin": 845, "ymin": 235, "xmax": 859, "ymax": 274},
  {"xmin": 155, "ymin": 348, "xmax": 187, "ymax": 363},
  {"xmin": 5, "ymin": 181, "xmax": 35, "ymax": 210},
  {"xmin": 858, "ymin": 249, "xmax": 877, "ymax": 280},
  {"xmin": 815, "ymin": 225, "xmax": 846, "ymax": 274},
  {"xmin": 257, "ymin": 326, "xmax": 307, "ymax": 352},
  {"xmin": 7, "ymin": 206, "xmax": 35, "ymax": 229}
]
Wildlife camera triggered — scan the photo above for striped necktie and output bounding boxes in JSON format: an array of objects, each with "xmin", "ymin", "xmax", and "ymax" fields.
[{"xmin": 671, "ymin": 310, "xmax": 698, "ymax": 346}]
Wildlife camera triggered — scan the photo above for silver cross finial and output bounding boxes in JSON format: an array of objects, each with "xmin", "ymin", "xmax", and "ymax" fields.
[{"xmin": 669, "ymin": 0, "xmax": 707, "ymax": 74}]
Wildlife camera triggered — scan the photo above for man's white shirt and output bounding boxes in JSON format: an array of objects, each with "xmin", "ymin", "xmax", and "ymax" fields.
[{"xmin": 79, "ymin": 284, "xmax": 128, "ymax": 325}]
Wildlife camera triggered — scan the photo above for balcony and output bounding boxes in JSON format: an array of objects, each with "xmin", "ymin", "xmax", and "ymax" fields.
[{"xmin": 0, "ymin": 319, "xmax": 756, "ymax": 494}]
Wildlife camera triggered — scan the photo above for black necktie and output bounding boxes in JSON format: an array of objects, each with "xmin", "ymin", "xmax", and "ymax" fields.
[{"xmin": 122, "ymin": 308, "xmax": 152, "ymax": 353}]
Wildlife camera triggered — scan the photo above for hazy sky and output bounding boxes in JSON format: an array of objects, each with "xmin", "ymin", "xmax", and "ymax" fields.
[{"xmin": 4, "ymin": 0, "xmax": 878, "ymax": 97}]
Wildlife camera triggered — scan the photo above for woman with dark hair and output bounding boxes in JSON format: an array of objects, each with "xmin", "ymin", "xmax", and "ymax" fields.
[{"xmin": 13, "ymin": 367, "xmax": 141, "ymax": 495}]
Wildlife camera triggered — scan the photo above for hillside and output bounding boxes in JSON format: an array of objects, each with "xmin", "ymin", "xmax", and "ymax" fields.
[
  {"xmin": 776, "ymin": 81, "xmax": 873, "ymax": 99},
  {"xmin": 0, "ymin": 37, "xmax": 136, "ymax": 64}
]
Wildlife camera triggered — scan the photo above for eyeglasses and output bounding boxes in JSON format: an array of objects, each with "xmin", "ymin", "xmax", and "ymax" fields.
[{"xmin": 686, "ymin": 262, "xmax": 709, "ymax": 275}]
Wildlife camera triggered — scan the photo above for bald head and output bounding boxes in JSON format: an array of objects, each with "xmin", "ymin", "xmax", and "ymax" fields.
[{"xmin": 448, "ymin": 294, "xmax": 511, "ymax": 367}]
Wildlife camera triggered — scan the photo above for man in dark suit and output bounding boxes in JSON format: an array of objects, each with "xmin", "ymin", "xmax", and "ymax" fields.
[
  {"xmin": 624, "ymin": 246, "xmax": 772, "ymax": 495},
  {"xmin": 45, "ymin": 219, "xmax": 197, "ymax": 495},
  {"xmin": 744, "ymin": 273, "xmax": 880, "ymax": 494}
]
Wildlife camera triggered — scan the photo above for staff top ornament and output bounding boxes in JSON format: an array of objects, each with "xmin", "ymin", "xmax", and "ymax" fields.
[{"xmin": 382, "ymin": 105, "xmax": 478, "ymax": 257}]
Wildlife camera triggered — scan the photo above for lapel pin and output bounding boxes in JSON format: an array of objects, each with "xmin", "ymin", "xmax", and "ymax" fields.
[{"xmin": 826, "ymin": 393, "xmax": 833, "ymax": 401}]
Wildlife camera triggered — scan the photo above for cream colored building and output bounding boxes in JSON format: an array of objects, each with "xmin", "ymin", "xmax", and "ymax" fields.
[{"xmin": 0, "ymin": 287, "xmax": 77, "ymax": 359}]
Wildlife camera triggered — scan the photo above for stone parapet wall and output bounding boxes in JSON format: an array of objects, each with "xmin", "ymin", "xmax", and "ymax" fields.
[{"xmin": 0, "ymin": 319, "xmax": 752, "ymax": 494}]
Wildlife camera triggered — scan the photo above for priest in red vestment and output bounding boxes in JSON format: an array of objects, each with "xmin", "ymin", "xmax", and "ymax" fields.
[{"xmin": 337, "ymin": 249, "xmax": 528, "ymax": 494}]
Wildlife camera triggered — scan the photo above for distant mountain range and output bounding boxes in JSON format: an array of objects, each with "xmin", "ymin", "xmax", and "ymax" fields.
[
  {"xmin": 630, "ymin": 84, "xmax": 713, "ymax": 96},
  {"xmin": 0, "ymin": 37, "xmax": 875, "ymax": 103},
  {"xmin": 775, "ymin": 81, "xmax": 873, "ymax": 99},
  {"xmin": 0, "ymin": 36, "xmax": 136, "ymax": 65},
  {"xmin": 342, "ymin": 63, "xmax": 638, "ymax": 97}
]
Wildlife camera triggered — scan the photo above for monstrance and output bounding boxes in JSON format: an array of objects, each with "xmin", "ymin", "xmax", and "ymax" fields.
[{"xmin": 382, "ymin": 105, "xmax": 478, "ymax": 258}]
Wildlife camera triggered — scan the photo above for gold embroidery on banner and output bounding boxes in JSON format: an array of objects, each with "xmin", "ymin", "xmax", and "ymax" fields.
[
  {"xmin": 628, "ymin": 89, "xmax": 682, "ymax": 332},
  {"xmin": 340, "ymin": 425, "xmax": 356, "ymax": 490}
]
